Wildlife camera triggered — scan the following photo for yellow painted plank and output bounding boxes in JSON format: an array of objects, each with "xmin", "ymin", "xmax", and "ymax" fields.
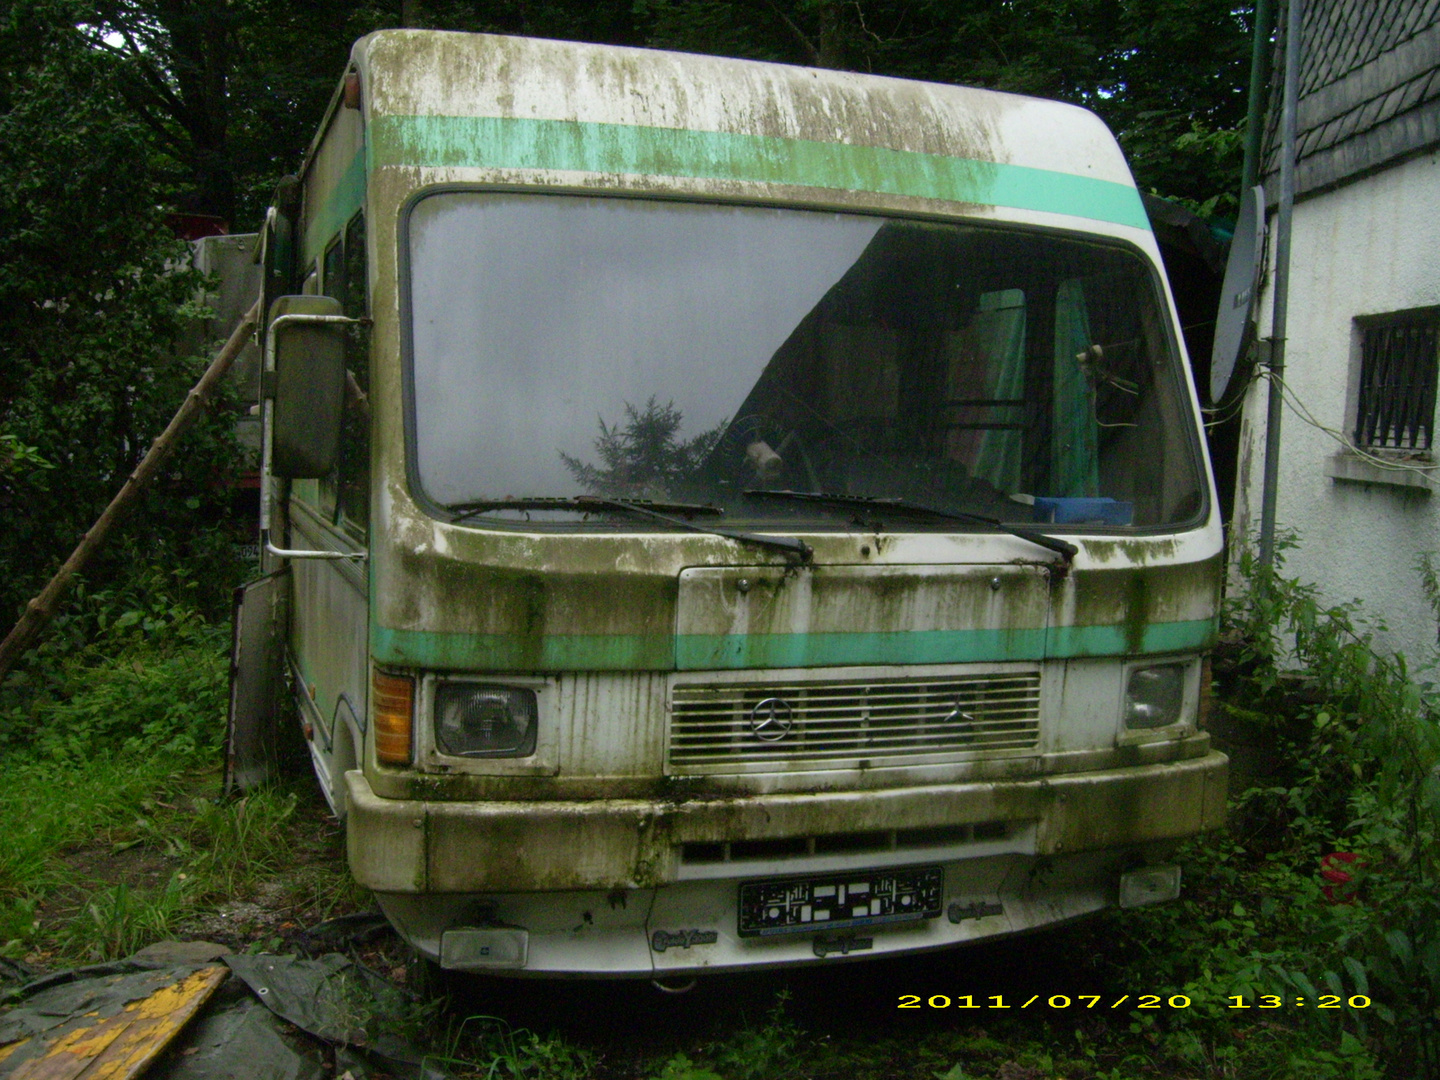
[
  {"xmin": 10, "ymin": 965, "xmax": 228, "ymax": 1080},
  {"xmin": 0, "ymin": 1040, "xmax": 31, "ymax": 1066}
]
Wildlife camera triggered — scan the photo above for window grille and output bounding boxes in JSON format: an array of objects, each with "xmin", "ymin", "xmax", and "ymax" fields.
[{"xmin": 1354, "ymin": 309, "xmax": 1440, "ymax": 452}]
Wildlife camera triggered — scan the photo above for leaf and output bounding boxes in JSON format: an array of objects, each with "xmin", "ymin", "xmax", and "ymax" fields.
[
  {"xmin": 1342, "ymin": 957, "xmax": 1370, "ymax": 998},
  {"xmin": 1385, "ymin": 930, "xmax": 1413, "ymax": 966},
  {"xmin": 1289, "ymin": 970, "xmax": 1320, "ymax": 1000}
]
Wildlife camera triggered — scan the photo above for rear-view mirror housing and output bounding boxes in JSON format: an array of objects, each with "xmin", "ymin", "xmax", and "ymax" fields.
[{"xmin": 268, "ymin": 295, "xmax": 346, "ymax": 479}]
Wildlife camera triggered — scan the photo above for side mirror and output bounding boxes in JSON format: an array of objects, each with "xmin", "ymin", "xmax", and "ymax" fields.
[{"xmin": 268, "ymin": 295, "xmax": 346, "ymax": 478}]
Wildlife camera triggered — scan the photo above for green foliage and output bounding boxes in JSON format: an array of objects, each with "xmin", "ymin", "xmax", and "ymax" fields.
[
  {"xmin": 0, "ymin": 432, "xmax": 53, "ymax": 493},
  {"xmin": 638, "ymin": 991, "xmax": 805, "ymax": 1080},
  {"xmin": 81, "ymin": 0, "xmax": 386, "ymax": 227},
  {"xmin": 560, "ymin": 397, "xmax": 722, "ymax": 500},
  {"xmin": 0, "ymin": 565, "xmax": 228, "ymax": 759},
  {"xmin": 64, "ymin": 874, "xmax": 192, "ymax": 962},
  {"xmin": 1108, "ymin": 534, "xmax": 1440, "ymax": 1077},
  {"xmin": 1417, "ymin": 551, "xmax": 1440, "ymax": 644},
  {"xmin": 0, "ymin": 740, "xmax": 354, "ymax": 964},
  {"xmin": 1167, "ymin": 122, "xmax": 1247, "ymax": 218},
  {"xmin": 0, "ymin": 4, "xmax": 248, "ymax": 637},
  {"xmin": 177, "ymin": 788, "xmax": 301, "ymax": 900},
  {"xmin": 649, "ymin": 1054, "xmax": 725, "ymax": 1080},
  {"xmin": 709, "ymin": 990, "xmax": 804, "ymax": 1080}
]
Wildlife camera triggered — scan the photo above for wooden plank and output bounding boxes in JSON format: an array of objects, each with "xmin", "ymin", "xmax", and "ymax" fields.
[{"xmin": 8, "ymin": 965, "xmax": 228, "ymax": 1080}]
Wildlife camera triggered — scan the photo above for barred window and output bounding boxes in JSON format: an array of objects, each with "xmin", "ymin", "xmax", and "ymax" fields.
[{"xmin": 1354, "ymin": 308, "xmax": 1440, "ymax": 452}]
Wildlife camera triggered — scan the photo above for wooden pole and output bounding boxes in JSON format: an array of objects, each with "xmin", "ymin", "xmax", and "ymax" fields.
[{"xmin": 0, "ymin": 300, "xmax": 260, "ymax": 684}]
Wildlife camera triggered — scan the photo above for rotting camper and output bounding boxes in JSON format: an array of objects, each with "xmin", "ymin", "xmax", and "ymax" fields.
[{"xmin": 228, "ymin": 30, "xmax": 1228, "ymax": 980}]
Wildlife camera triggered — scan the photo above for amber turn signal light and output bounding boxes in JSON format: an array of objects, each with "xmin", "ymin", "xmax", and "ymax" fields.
[{"xmin": 372, "ymin": 670, "xmax": 414, "ymax": 765}]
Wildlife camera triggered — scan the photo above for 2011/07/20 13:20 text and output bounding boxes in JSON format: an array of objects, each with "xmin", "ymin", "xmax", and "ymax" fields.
[{"xmin": 897, "ymin": 994, "xmax": 1374, "ymax": 1010}]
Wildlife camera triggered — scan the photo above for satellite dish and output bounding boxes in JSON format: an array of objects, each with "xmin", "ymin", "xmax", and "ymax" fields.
[{"xmin": 1210, "ymin": 184, "xmax": 1266, "ymax": 404}]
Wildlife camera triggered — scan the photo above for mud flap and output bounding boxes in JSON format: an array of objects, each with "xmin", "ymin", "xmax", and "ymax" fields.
[{"xmin": 225, "ymin": 569, "xmax": 290, "ymax": 794}]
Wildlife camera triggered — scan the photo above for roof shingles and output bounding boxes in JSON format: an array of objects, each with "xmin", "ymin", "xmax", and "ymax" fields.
[{"xmin": 1265, "ymin": 0, "xmax": 1440, "ymax": 194}]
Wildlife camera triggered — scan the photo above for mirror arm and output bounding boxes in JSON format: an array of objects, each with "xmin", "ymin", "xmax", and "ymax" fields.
[{"xmin": 263, "ymin": 534, "xmax": 367, "ymax": 561}]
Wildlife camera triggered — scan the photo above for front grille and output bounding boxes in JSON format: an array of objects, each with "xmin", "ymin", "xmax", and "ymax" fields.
[{"xmin": 669, "ymin": 672, "xmax": 1041, "ymax": 770}]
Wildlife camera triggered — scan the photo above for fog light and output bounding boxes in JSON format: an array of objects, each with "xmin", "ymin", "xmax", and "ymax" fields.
[
  {"xmin": 1124, "ymin": 663, "xmax": 1185, "ymax": 729},
  {"xmin": 435, "ymin": 684, "xmax": 537, "ymax": 757}
]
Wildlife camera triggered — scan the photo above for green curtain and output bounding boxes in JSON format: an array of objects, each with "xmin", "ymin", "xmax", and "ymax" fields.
[
  {"xmin": 1050, "ymin": 278, "xmax": 1099, "ymax": 497},
  {"xmin": 970, "ymin": 289, "xmax": 1026, "ymax": 492}
]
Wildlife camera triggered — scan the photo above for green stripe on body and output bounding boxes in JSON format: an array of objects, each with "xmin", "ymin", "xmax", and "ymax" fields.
[
  {"xmin": 372, "ymin": 618, "xmax": 1215, "ymax": 672},
  {"xmin": 1046, "ymin": 618, "xmax": 1218, "ymax": 659},
  {"xmin": 369, "ymin": 114, "xmax": 1150, "ymax": 230},
  {"xmin": 372, "ymin": 626, "xmax": 673, "ymax": 671}
]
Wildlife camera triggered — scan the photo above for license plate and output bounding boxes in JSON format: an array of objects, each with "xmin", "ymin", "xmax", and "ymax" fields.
[{"xmin": 738, "ymin": 865, "xmax": 944, "ymax": 937}]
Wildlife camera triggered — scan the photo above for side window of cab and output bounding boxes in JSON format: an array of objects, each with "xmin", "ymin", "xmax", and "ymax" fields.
[{"xmin": 317, "ymin": 212, "xmax": 370, "ymax": 538}]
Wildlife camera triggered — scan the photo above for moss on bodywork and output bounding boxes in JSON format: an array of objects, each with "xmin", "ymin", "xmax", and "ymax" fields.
[
  {"xmin": 1079, "ymin": 537, "xmax": 1182, "ymax": 565},
  {"xmin": 377, "ymin": 533, "xmax": 682, "ymax": 669},
  {"xmin": 365, "ymin": 750, "xmax": 1227, "ymax": 893},
  {"xmin": 371, "ymin": 541, "xmax": 1222, "ymax": 672},
  {"xmin": 1123, "ymin": 571, "xmax": 1151, "ymax": 655},
  {"xmin": 1056, "ymin": 553, "xmax": 1222, "ymax": 658},
  {"xmin": 359, "ymin": 31, "xmax": 1149, "ymax": 231}
]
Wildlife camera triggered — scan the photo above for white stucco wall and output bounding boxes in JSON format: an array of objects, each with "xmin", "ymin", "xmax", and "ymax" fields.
[{"xmin": 1233, "ymin": 148, "xmax": 1440, "ymax": 665}]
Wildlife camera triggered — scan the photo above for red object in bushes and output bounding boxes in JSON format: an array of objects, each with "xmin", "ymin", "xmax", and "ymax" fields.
[{"xmin": 1320, "ymin": 852, "xmax": 1363, "ymax": 904}]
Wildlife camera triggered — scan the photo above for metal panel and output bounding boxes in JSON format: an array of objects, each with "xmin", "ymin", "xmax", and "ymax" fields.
[
  {"xmin": 225, "ymin": 570, "xmax": 289, "ymax": 794},
  {"xmin": 675, "ymin": 564, "xmax": 1052, "ymax": 672}
]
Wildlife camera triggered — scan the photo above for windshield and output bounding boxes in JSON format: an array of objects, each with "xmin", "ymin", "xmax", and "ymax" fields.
[{"xmin": 406, "ymin": 193, "xmax": 1204, "ymax": 531}]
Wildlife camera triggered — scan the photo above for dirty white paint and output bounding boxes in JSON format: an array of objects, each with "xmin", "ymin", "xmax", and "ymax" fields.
[{"xmin": 1233, "ymin": 149, "xmax": 1440, "ymax": 663}]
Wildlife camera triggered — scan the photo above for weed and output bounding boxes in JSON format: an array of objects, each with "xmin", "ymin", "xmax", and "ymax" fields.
[
  {"xmin": 64, "ymin": 872, "xmax": 191, "ymax": 962},
  {"xmin": 649, "ymin": 1053, "xmax": 724, "ymax": 1080},
  {"xmin": 185, "ymin": 788, "xmax": 300, "ymax": 899},
  {"xmin": 439, "ymin": 1015, "xmax": 598, "ymax": 1079},
  {"xmin": 277, "ymin": 861, "xmax": 371, "ymax": 924},
  {"xmin": 709, "ymin": 989, "xmax": 803, "ymax": 1080},
  {"xmin": 0, "ymin": 569, "xmax": 228, "ymax": 762}
]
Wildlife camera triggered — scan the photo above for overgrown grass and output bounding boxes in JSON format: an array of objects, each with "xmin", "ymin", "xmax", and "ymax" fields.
[{"xmin": 0, "ymin": 569, "xmax": 361, "ymax": 966}]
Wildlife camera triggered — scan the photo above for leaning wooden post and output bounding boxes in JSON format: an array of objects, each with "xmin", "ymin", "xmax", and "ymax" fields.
[{"xmin": 0, "ymin": 300, "xmax": 261, "ymax": 685}]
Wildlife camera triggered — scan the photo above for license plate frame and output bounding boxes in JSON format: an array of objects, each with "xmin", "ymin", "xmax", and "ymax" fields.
[{"xmin": 737, "ymin": 864, "xmax": 944, "ymax": 937}]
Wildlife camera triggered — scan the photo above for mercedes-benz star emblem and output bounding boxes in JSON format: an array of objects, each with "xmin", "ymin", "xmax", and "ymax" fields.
[
  {"xmin": 748, "ymin": 697, "xmax": 794, "ymax": 742},
  {"xmin": 943, "ymin": 702, "xmax": 977, "ymax": 725}
]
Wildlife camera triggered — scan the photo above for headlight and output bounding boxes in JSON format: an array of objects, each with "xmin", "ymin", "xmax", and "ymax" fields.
[
  {"xmin": 435, "ymin": 683, "xmax": 538, "ymax": 757},
  {"xmin": 1123, "ymin": 664, "xmax": 1185, "ymax": 729}
]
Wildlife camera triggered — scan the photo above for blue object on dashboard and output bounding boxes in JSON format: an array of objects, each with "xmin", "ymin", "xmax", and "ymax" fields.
[{"xmin": 1033, "ymin": 497, "xmax": 1134, "ymax": 525}]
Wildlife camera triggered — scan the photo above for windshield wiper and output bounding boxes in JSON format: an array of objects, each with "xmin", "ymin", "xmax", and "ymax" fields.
[
  {"xmin": 742, "ymin": 489, "xmax": 1077, "ymax": 565},
  {"xmin": 449, "ymin": 496, "xmax": 724, "ymax": 520},
  {"xmin": 448, "ymin": 496, "xmax": 811, "ymax": 563}
]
